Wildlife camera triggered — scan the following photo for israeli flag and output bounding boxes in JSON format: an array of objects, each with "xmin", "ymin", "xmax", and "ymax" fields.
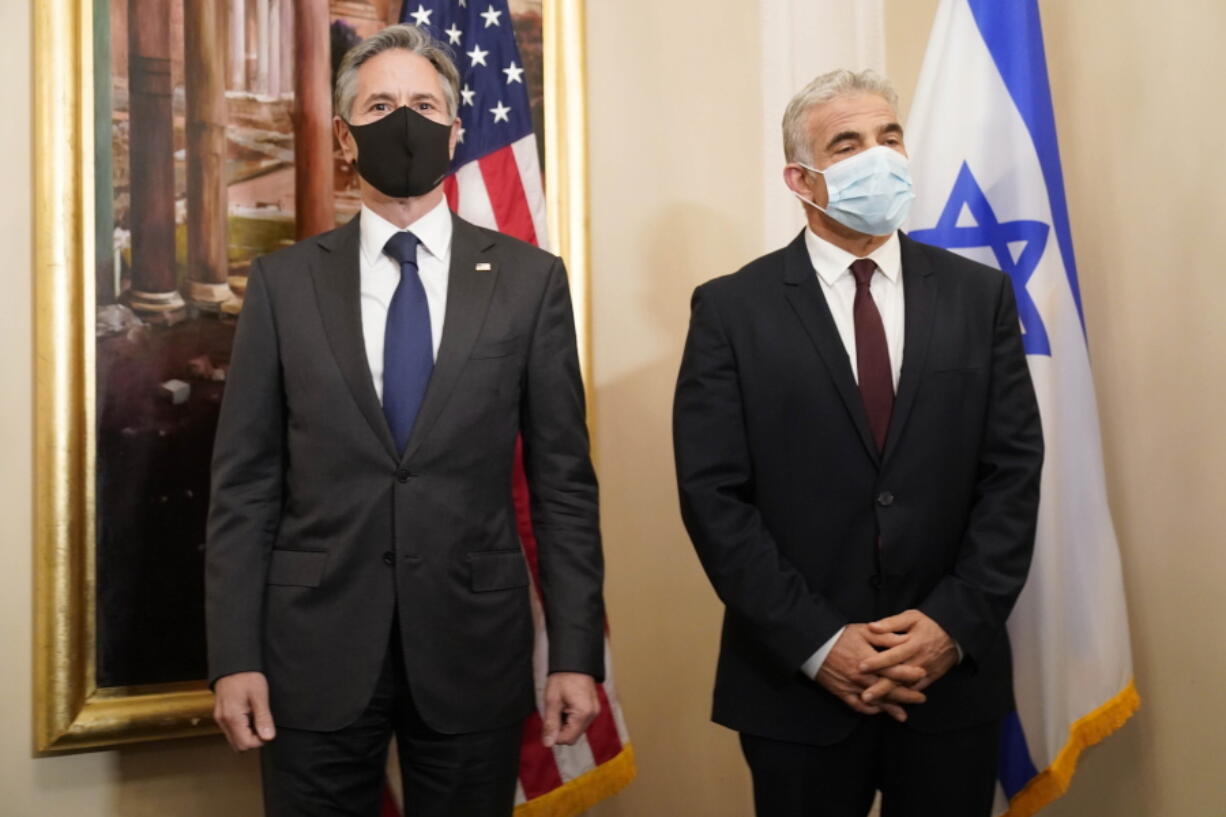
[{"xmin": 904, "ymin": 1, "xmax": 1139, "ymax": 813}]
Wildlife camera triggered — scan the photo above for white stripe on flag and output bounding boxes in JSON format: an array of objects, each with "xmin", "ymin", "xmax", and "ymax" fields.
[
  {"xmin": 453, "ymin": 160, "xmax": 498, "ymax": 233},
  {"xmin": 512, "ymin": 135, "xmax": 550, "ymax": 251},
  {"xmin": 602, "ymin": 638, "xmax": 632, "ymax": 745},
  {"xmin": 554, "ymin": 733, "xmax": 597, "ymax": 783},
  {"xmin": 529, "ymin": 576, "xmax": 550, "ymax": 705},
  {"xmin": 514, "ymin": 780, "xmax": 527, "ymax": 807},
  {"xmin": 386, "ymin": 738, "xmax": 405, "ymax": 810}
]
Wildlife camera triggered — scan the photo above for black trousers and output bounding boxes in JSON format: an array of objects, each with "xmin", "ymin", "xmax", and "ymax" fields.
[
  {"xmin": 260, "ymin": 630, "xmax": 522, "ymax": 817},
  {"xmin": 740, "ymin": 716, "xmax": 1001, "ymax": 817}
]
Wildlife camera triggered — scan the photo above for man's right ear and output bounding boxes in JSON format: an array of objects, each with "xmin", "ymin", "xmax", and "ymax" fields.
[
  {"xmin": 334, "ymin": 116, "xmax": 357, "ymax": 165},
  {"xmin": 782, "ymin": 164, "xmax": 809, "ymax": 197}
]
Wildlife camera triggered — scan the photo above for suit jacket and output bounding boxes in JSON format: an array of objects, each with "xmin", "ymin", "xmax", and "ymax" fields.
[
  {"xmin": 673, "ymin": 231, "xmax": 1043, "ymax": 745},
  {"xmin": 206, "ymin": 212, "xmax": 604, "ymax": 735}
]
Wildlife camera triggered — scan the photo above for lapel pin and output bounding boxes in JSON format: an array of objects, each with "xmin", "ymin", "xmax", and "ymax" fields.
[{"xmin": 475, "ymin": 262, "xmax": 492, "ymax": 271}]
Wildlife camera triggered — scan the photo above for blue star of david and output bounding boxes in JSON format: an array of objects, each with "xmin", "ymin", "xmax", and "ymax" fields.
[{"xmin": 909, "ymin": 163, "xmax": 1051, "ymax": 356}]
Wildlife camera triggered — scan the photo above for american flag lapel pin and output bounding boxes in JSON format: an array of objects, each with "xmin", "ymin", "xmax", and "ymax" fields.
[{"xmin": 475, "ymin": 262, "xmax": 492, "ymax": 271}]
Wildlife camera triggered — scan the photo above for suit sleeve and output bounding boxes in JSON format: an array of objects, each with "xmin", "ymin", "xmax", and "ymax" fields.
[
  {"xmin": 205, "ymin": 258, "xmax": 285, "ymax": 685},
  {"xmin": 521, "ymin": 257, "xmax": 605, "ymax": 680},
  {"xmin": 919, "ymin": 274, "xmax": 1044, "ymax": 664},
  {"xmin": 673, "ymin": 285, "xmax": 847, "ymax": 673}
]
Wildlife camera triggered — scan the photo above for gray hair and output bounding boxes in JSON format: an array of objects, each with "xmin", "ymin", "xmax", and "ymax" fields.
[
  {"xmin": 334, "ymin": 24, "xmax": 461, "ymax": 121},
  {"xmin": 782, "ymin": 69, "xmax": 899, "ymax": 164}
]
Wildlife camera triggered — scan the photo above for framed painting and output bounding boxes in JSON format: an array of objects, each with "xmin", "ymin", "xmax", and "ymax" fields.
[{"xmin": 34, "ymin": 0, "xmax": 590, "ymax": 751}]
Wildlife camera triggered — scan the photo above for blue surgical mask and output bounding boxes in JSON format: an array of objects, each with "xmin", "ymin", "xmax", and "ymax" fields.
[{"xmin": 794, "ymin": 146, "xmax": 915, "ymax": 236}]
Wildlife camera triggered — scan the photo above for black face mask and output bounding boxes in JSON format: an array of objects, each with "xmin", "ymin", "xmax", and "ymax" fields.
[{"xmin": 345, "ymin": 106, "xmax": 452, "ymax": 199}]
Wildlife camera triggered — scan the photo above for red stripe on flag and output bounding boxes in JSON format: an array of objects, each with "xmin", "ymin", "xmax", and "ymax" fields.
[
  {"xmin": 510, "ymin": 441, "xmax": 565, "ymax": 799},
  {"xmin": 518, "ymin": 711, "xmax": 565, "ymax": 799},
  {"xmin": 379, "ymin": 785, "xmax": 401, "ymax": 817},
  {"xmin": 443, "ymin": 174, "xmax": 460, "ymax": 211},
  {"xmin": 586, "ymin": 682, "xmax": 624, "ymax": 764},
  {"xmin": 478, "ymin": 146, "xmax": 538, "ymax": 245},
  {"xmin": 512, "ymin": 438, "xmax": 541, "ymax": 579}
]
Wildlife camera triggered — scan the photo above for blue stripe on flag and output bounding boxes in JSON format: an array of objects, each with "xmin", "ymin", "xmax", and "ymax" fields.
[
  {"xmin": 966, "ymin": 0, "xmax": 1085, "ymax": 332},
  {"xmin": 998, "ymin": 709, "xmax": 1040, "ymax": 800}
]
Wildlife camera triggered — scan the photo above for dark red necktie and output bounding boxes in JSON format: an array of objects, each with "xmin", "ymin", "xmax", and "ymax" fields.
[{"xmin": 850, "ymin": 259, "xmax": 893, "ymax": 451}]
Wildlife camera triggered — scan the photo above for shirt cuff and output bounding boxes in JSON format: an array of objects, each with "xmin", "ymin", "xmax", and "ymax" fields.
[{"xmin": 800, "ymin": 627, "xmax": 845, "ymax": 678}]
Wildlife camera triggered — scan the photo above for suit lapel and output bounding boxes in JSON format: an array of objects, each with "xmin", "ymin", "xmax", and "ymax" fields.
[
  {"xmin": 311, "ymin": 215, "xmax": 399, "ymax": 460},
  {"xmin": 781, "ymin": 232, "xmax": 881, "ymax": 467},
  {"xmin": 881, "ymin": 233, "xmax": 937, "ymax": 464},
  {"xmin": 401, "ymin": 215, "xmax": 498, "ymax": 462}
]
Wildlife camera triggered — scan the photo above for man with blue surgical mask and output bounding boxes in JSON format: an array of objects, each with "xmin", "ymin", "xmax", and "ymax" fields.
[{"xmin": 673, "ymin": 69, "xmax": 1043, "ymax": 817}]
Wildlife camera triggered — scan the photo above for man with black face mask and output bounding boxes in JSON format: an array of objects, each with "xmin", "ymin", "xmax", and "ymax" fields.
[{"xmin": 205, "ymin": 24, "xmax": 605, "ymax": 817}]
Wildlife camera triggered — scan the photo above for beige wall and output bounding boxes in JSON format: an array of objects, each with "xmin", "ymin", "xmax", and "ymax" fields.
[
  {"xmin": 582, "ymin": 0, "xmax": 761, "ymax": 814},
  {"xmin": 4, "ymin": 0, "xmax": 1224, "ymax": 815}
]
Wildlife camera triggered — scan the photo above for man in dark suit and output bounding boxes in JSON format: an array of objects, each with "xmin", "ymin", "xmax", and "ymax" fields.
[
  {"xmin": 673, "ymin": 69, "xmax": 1043, "ymax": 817},
  {"xmin": 206, "ymin": 25, "xmax": 604, "ymax": 817}
]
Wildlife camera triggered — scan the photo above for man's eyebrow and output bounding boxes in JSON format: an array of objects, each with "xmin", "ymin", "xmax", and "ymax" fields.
[
  {"xmin": 409, "ymin": 91, "xmax": 443, "ymax": 104},
  {"xmin": 880, "ymin": 122, "xmax": 904, "ymax": 136},
  {"xmin": 360, "ymin": 90, "xmax": 397, "ymax": 107},
  {"xmin": 824, "ymin": 130, "xmax": 863, "ymax": 151}
]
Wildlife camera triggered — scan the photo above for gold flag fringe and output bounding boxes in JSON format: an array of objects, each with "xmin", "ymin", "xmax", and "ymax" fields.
[
  {"xmin": 1003, "ymin": 679, "xmax": 1140, "ymax": 817},
  {"xmin": 514, "ymin": 743, "xmax": 637, "ymax": 817}
]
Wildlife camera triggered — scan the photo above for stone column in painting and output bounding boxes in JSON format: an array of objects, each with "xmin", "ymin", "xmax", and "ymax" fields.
[
  {"xmin": 185, "ymin": 0, "xmax": 234, "ymax": 310},
  {"xmin": 279, "ymin": 0, "xmax": 294, "ymax": 96},
  {"xmin": 126, "ymin": 0, "xmax": 186, "ymax": 323},
  {"xmin": 293, "ymin": 0, "xmax": 335, "ymax": 239},
  {"xmin": 245, "ymin": 0, "xmax": 258, "ymax": 90},
  {"xmin": 95, "ymin": 0, "xmax": 115, "ymax": 304},
  {"xmin": 228, "ymin": 0, "xmax": 246, "ymax": 91},
  {"xmin": 256, "ymin": 0, "xmax": 271, "ymax": 95},
  {"xmin": 268, "ymin": 0, "xmax": 281, "ymax": 96}
]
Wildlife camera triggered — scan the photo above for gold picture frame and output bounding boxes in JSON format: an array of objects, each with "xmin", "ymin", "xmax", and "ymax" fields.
[{"xmin": 33, "ymin": 0, "xmax": 591, "ymax": 752}]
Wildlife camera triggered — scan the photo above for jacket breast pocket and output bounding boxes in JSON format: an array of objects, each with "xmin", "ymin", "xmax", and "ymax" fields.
[
  {"xmin": 266, "ymin": 548, "xmax": 328, "ymax": 587},
  {"xmin": 467, "ymin": 549, "xmax": 530, "ymax": 592},
  {"xmin": 470, "ymin": 335, "xmax": 523, "ymax": 360}
]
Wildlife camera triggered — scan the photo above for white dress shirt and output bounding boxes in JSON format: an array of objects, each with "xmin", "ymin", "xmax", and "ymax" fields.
[
  {"xmin": 806, "ymin": 228, "xmax": 905, "ymax": 389},
  {"xmin": 359, "ymin": 200, "xmax": 453, "ymax": 404},
  {"xmin": 800, "ymin": 228, "xmax": 905, "ymax": 679}
]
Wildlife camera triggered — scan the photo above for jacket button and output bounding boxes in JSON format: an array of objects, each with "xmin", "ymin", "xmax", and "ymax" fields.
[
  {"xmin": 877, "ymin": 491, "xmax": 894, "ymax": 507},
  {"xmin": 869, "ymin": 574, "xmax": 882, "ymax": 588},
  {"xmin": 395, "ymin": 468, "xmax": 412, "ymax": 483},
  {"xmin": 382, "ymin": 551, "xmax": 395, "ymax": 566}
]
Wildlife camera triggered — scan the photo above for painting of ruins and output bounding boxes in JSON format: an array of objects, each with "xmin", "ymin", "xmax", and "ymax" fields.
[{"xmin": 94, "ymin": 0, "xmax": 546, "ymax": 689}]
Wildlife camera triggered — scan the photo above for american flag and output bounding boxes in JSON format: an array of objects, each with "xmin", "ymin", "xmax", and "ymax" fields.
[{"xmin": 379, "ymin": 3, "xmax": 635, "ymax": 815}]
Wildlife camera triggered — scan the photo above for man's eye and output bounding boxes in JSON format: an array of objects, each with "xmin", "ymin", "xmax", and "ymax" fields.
[{"xmin": 416, "ymin": 102, "xmax": 434, "ymax": 111}]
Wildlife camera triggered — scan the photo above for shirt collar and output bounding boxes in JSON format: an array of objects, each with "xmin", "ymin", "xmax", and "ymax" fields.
[
  {"xmin": 804, "ymin": 228, "xmax": 902, "ymax": 287},
  {"xmin": 359, "ymin": 198, "xmax": 453, "ymax": 266}
]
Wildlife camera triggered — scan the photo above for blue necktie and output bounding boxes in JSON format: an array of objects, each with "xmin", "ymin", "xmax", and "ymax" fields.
[{"xmin": 382, "ymin": 231, "xmax": 433, "ymax": 455}]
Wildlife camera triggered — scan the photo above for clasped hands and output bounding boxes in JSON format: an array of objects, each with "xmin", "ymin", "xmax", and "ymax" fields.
[{"xmin": 814, "ymin": 609, "xmax": 958, "ymax": 723}]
